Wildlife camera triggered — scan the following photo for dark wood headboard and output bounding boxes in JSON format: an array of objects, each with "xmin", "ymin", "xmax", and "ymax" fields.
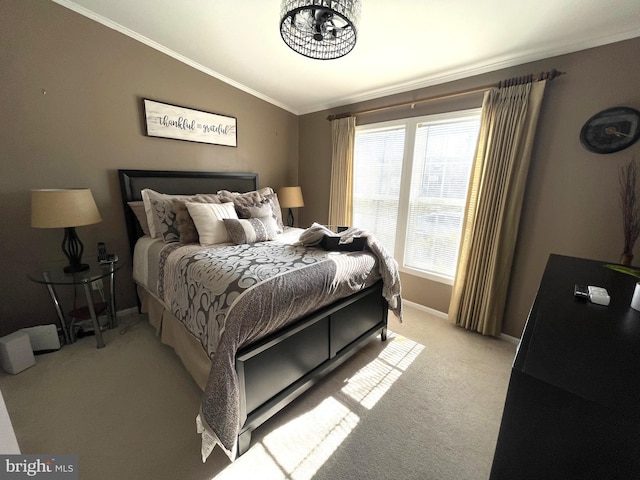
[{"xmin": 118, "ymin": 169, "xmax": 259, "ymax": 254}]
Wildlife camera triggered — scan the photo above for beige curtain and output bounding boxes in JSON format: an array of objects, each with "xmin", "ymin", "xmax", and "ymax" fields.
[
  {"xmin": 449, "ymin": 80, "xmax": 547, "ymax": 336},
  {"xmin": 328, "ymin": 116, "xmax": 356, "ymax": 226}
]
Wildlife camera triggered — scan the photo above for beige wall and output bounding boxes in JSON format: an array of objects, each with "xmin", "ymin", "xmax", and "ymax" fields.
[
  {"xmin": 299, "ymin": 36, "xmax": 640, "ymax": 337},
  {"xmin": 0, "ymin": 1, "xmax": 298, "ymax": 336}
]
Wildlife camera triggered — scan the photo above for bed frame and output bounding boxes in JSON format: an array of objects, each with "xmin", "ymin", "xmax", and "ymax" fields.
[{"xmin": 118, "ymin": 169, "xmax": 388, "ymax": 455}]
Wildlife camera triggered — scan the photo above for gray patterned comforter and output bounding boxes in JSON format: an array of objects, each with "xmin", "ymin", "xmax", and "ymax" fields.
[
  {"xmin": 139, "ymin": 232, "xmax": 400, "ymax": 461},
  {"xmin": 161, "ymin": 240, "xmax": 379, "ymax": 359}
]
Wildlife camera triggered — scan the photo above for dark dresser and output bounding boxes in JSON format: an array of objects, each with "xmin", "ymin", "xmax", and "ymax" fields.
[{"xmin": 490, "ymin": 254, "xmax": 640, "ymax": 479}]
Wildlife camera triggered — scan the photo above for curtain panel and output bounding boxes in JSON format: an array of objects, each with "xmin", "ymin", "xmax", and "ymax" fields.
[
  {"xmin": 328, "ymin": 116, "xmax": 356, "ymax": 226},
  {"xmin": 449, "ymin": 80, "xmax": 547, "ymax": 336}
]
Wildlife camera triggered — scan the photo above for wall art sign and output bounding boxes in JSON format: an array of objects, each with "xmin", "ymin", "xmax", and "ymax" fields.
[{"xmin": 143, "ymin": 99, "xmax": 237, "ymax": 147}]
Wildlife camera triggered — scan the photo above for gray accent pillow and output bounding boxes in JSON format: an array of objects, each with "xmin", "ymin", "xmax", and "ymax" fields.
[
  {"xmin": 234, "ymin": 202, "xmax": 272, "ymax": 220},
  {"xmin": 217, "ymin": 187, "xmax": 284, "ymax": 234},
  {"xmin": 223, "ymin": 216, "xmax": 278, "ymax": 244}
]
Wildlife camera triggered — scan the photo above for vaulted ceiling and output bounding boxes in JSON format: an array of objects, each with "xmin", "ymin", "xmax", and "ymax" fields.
[{"xmin": 56, "ymin": 0, "xmax": 640, "ymax": 115}]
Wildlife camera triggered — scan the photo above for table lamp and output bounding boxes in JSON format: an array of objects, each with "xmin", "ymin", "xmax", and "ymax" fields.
[
  {"xmin": 277, "ymin": 186, "xmax": 304, "ymax": 227},
  {"xmin": 31, "ymin": 188, "xmax": 102, "ymax": 273}
]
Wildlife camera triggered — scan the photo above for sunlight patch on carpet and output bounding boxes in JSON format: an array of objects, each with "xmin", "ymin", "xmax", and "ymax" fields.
[
  {"xmin": 264, "ymin": 396, "xmax": 359, "ymax": 479},
  {"xmin": 214, "ymin": 397, "xmax": 358, "ymax": 480},
  {"xmin": 213, "ymin": 332, "xmax": 424, "ymax": 480},
  {"xmin": 342, "ymin": 333, "xmax": 424, "ymax": 409}
]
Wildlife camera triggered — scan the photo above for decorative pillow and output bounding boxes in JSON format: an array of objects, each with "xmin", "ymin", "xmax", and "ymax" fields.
[
  {"xmin": 263, "ymin": 193, "xmax": 285, "ymax": 233},
  {"xmin": 141, "ymin": 189, "xmax": 192, "ymax": 240},
  {"xmin": 185, "ymin": 202, "xmax": 238, "ymax": 246},
  {"xmin": 172, "ymin": 195, "xmax": 220, "ymax": 244},
  {"xmin": 223, "ymin": 216, "xmax": 278, "ymax": 244},
  {"xmin": 217, "ymin": 187, "xmax": 274, "ymax": 208},
  {"xmin": 127, "ymin": 201, "xmax": 151, "ymax": 236},
  {"xmin": 149, "ymin": 196, "xmax": 182, "ymax": 243},
  {"xmin": 234, "ymin": 202, "xmax": 273, "ymax": 220},
  {"xmin": 216, "ymin": 187, "xmax": 284, "ymax": 234}
]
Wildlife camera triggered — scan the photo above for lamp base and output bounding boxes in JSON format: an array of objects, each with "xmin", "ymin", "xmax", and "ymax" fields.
[
  {"xmin": 62, "ymin": 226, "xmax": 88, "ymax": 274},
  {"xmin": 287, "ymin": 208, "xmax": 295, "ymax": 227},
  {"xmin": 64, "ymin": 263, "xmax": 89, "ymax": 274}
]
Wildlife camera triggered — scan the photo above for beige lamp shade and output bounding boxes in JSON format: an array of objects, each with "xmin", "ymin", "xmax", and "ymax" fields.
[
  {"xmin": 31, "ymin": 189, "xmax": 102, "ymax": 228},
  {"xmin": 277, "ymin": 186, "xmax": 304, "ymax": 208}
]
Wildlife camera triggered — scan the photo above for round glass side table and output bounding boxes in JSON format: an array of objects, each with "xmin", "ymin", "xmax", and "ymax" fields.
[{"xmin": 28, "ymin": 260, "xmax": 123, "ymax": 349}]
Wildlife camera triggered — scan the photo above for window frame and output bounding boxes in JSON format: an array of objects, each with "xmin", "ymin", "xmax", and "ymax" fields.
[{"xmin": 354, "ymin": 108, "xmax": 482, "ymax": 285}]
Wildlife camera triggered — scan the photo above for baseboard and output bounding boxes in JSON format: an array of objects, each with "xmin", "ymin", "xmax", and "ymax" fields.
[
  {"xmin": 401, "ymin": 299, "xmax": 521, "ymax": 343},
  {"xmin": 499, "ymin": 333, "xmax": 520, "ymax": 344},
  {"xmin": 401, "ymin": 299, "xmax": 447, "ymax": 319}
]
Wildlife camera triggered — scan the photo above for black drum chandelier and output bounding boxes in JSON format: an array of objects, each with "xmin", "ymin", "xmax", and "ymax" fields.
[{"xmin": 280, "ymin": 0, "xmax": 361, "ymax": 60}]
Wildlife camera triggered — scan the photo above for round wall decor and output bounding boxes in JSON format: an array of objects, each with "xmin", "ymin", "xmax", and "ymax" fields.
[{"xmin": 580, "ymin": 106, "xmax": 640, "ymax": 154}]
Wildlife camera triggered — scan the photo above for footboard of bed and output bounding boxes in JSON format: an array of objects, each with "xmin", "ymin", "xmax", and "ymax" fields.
[{"xmin": 235, "ymin": 281, "xmax": 388, "ymax": 455}]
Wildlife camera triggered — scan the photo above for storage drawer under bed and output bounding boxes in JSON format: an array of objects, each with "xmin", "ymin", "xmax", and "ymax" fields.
[
  {"xmin": 238, "ymin": 316, "xmax": 330, "ymax": 414},
  {"xmin": 236, "ymin": 282, "xmax": 386, "ymax": 416}
]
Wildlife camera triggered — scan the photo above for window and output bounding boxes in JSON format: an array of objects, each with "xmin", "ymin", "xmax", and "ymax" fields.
[{"xmin": 353, "ymin": 109, "xmax": 481, "ymax": 284}]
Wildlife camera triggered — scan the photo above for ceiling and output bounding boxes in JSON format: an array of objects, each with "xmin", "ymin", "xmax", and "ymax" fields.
[{"xmin": 55, "ymin": 0, "xmax": 640, "ymax": 115}]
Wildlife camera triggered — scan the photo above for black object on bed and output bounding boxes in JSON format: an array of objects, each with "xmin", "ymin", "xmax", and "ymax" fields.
[
  {"xmin": 319, "ymin": 234, "xmax": 368, "ymax": 251},
  {"xmin": 117, "ymin": 169, "xmax": 388, "ymax": 457}
]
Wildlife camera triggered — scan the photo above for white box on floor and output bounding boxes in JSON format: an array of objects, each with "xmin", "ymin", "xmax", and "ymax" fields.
[
  {"xmin": 0, "ymin": 331, "xmax": 36, "ymax": 374},
  {"xmin": 20, "ymin": 324, "xmax": 61, "ymax": 352}
]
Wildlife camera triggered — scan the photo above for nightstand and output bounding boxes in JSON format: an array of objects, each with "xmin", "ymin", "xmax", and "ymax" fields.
[{"xmin": 28, "ymin": 260, "xmax": 123, "ymax": 349}]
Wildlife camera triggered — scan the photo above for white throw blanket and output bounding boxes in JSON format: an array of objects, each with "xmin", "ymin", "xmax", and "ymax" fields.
[{"xmin": 298, "ymin": 223, "xmax": 402, "ymax": 320}]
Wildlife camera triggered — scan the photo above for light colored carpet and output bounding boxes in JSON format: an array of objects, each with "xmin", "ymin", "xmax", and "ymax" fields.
[{"xmin": 0, "ymin": 305, "xmax": 516, "ymax": 480}]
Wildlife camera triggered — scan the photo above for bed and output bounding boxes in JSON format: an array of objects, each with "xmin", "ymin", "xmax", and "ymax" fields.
[{"xmin": 118, "ymin": 169, "xmax": 401, "ymax": 461}]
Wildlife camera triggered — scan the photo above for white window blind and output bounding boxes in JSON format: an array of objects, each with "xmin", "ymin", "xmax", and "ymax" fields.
[
  {"xmin": 353, "ymin": 125, "xmax": 405, "ymax": 254},
  {"xmin": 353, "ymin": 110, "xmax": 480, "ymax": 283},
  {"xmin": 405, "ymin": 117, "xmax": 480, "ymax": 277}
]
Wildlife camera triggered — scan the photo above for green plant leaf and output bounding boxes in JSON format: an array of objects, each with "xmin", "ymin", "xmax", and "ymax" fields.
[{"xmin": 603, "ymin": 263, "xmax": 640, "ymax": 279}]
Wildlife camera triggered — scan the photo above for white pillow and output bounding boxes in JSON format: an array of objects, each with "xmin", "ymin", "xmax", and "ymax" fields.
[{"xmin": 185, "ymin": 201, "xmax": 238, "ymax": 245}]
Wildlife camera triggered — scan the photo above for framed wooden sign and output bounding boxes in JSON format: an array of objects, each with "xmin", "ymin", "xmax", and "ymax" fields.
[{"xmin": 143, "ymin": 99, "xmax": 237, "ymax": 147}]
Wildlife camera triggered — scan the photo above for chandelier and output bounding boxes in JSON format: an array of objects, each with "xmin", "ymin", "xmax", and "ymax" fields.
[{"xmin": 280, "ymin": 0, "xmax": 361, "ymax": 60}]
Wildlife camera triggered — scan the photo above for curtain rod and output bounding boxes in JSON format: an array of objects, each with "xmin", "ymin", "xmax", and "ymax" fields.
[{"xmin": 327, "ymin": 69, "xmax": 565, "ymax": 121}]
